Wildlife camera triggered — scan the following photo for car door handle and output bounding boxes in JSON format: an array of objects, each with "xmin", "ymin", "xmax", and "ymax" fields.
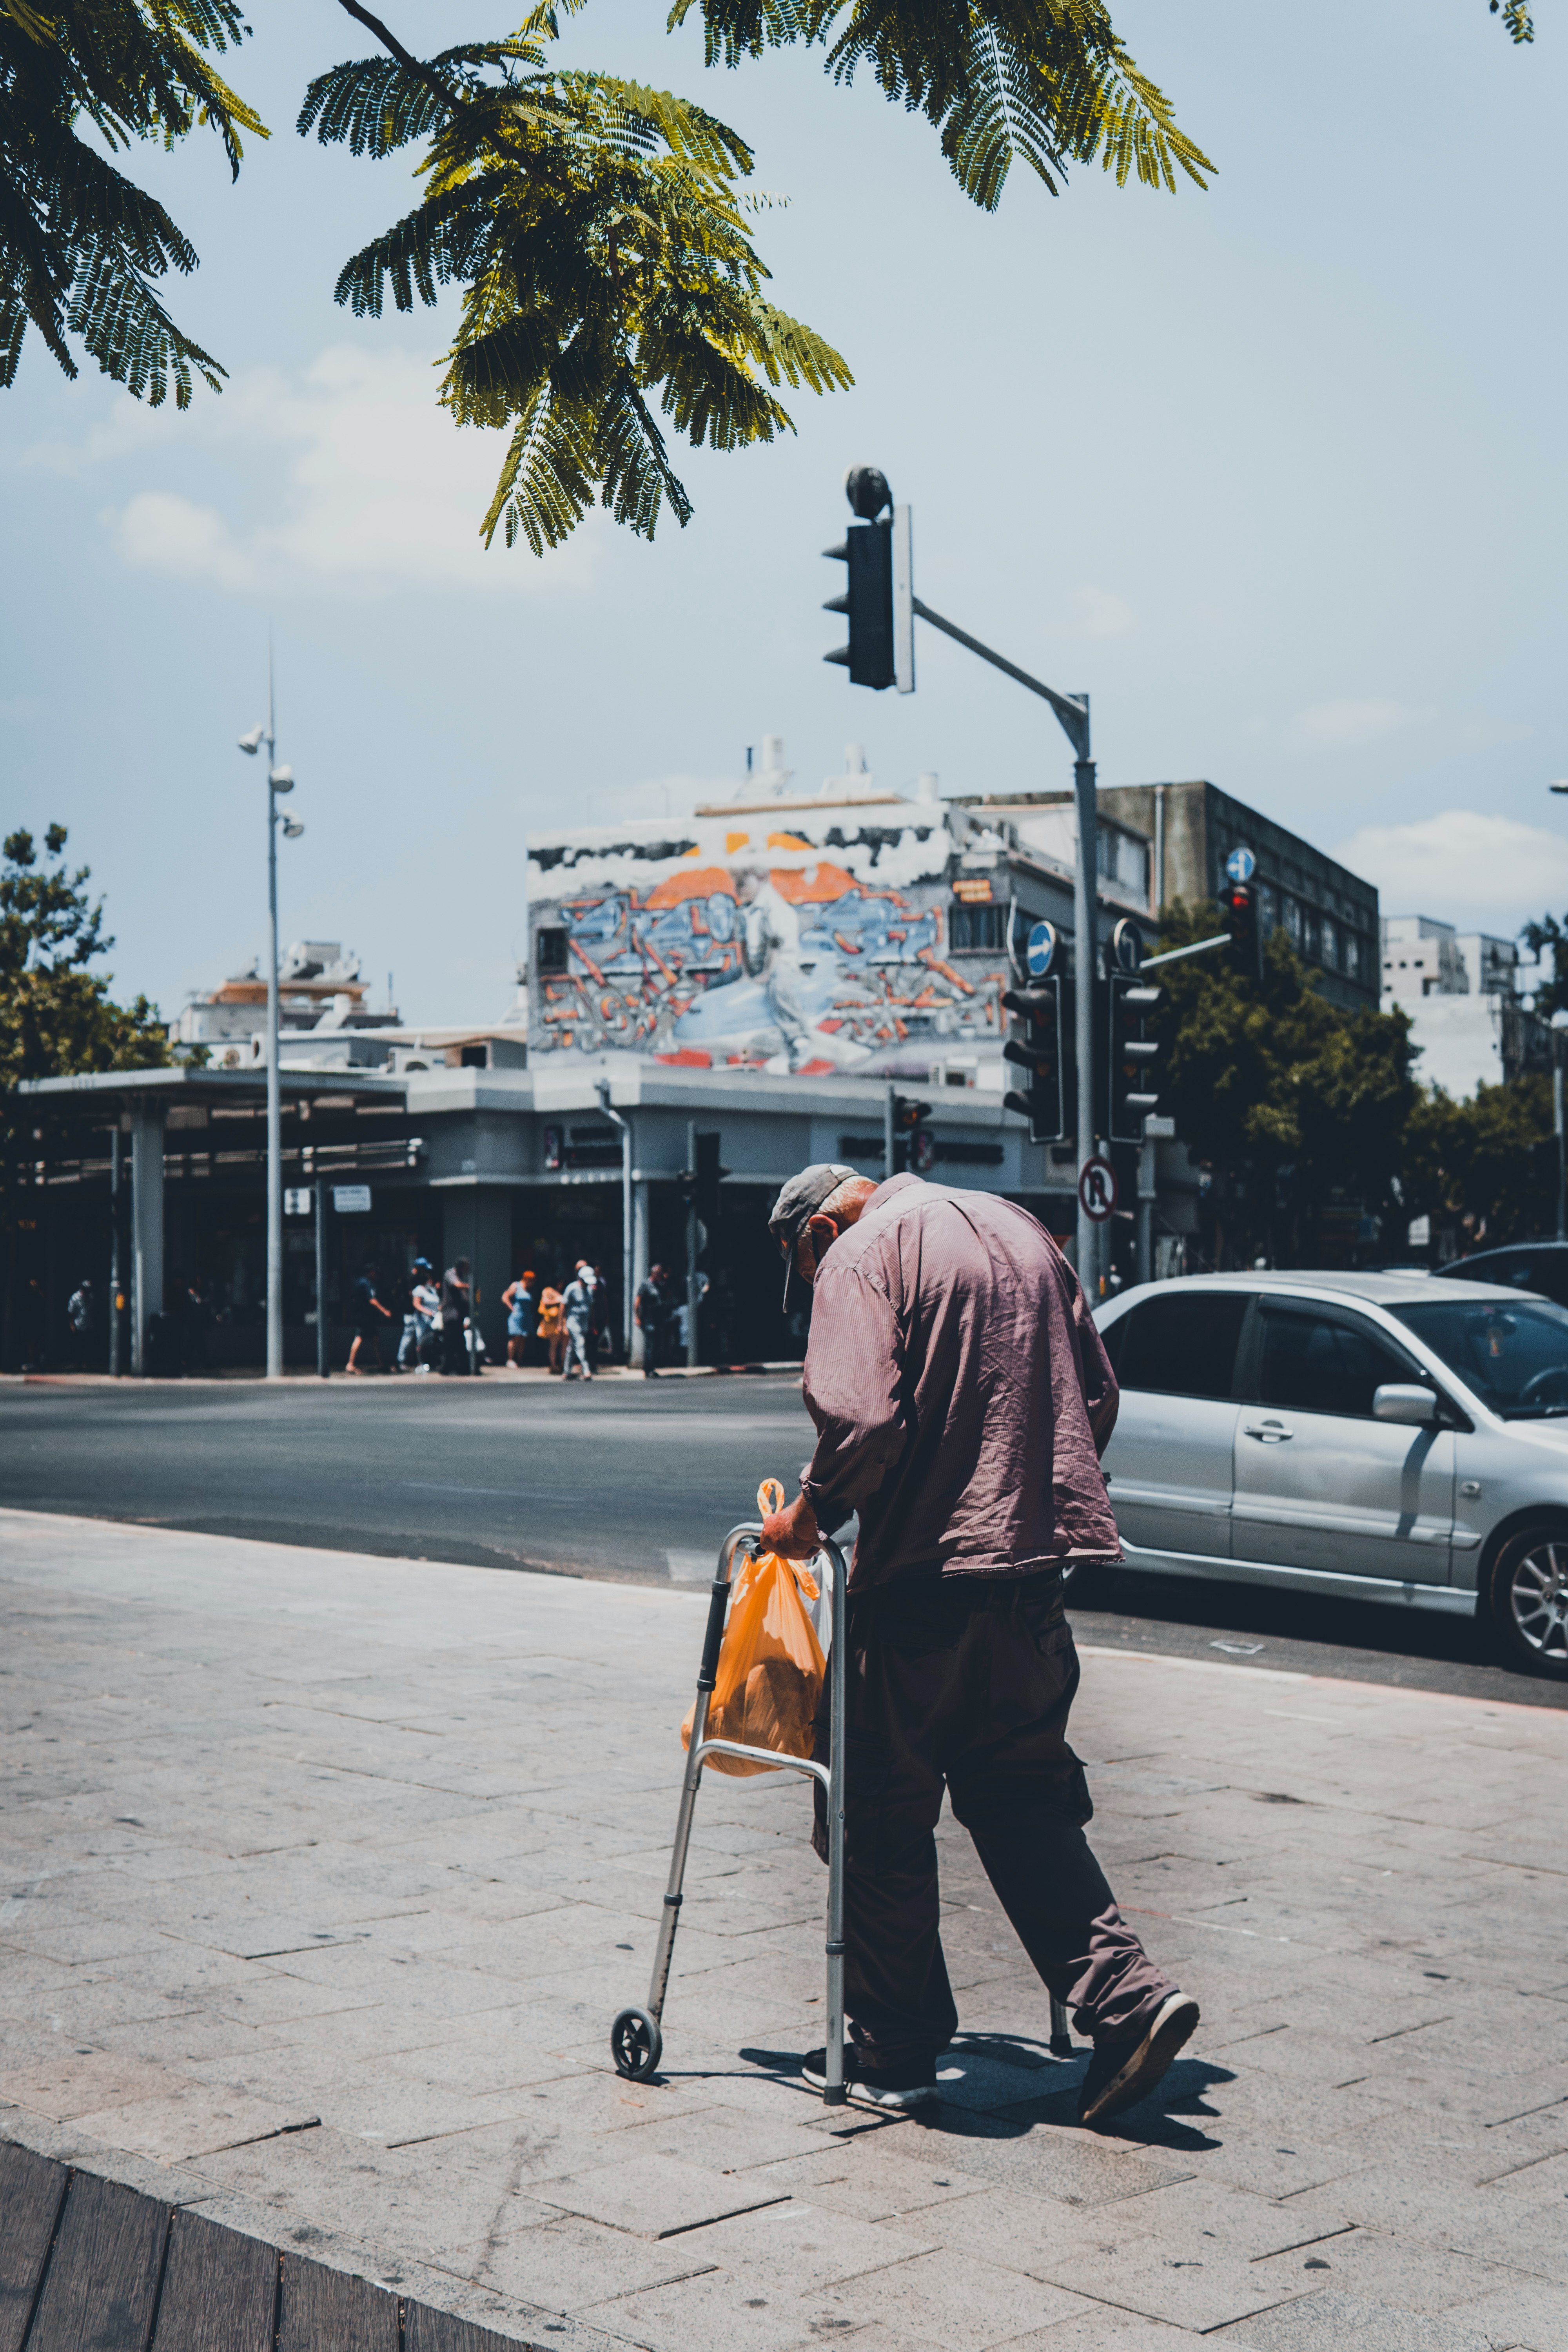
[{"xmin": 1243, "ymin": 1420, "xmax": 1294, "ymax": 1442}]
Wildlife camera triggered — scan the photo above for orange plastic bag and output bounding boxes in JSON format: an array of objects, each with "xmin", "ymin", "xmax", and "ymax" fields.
[{"xmin": 681, "ymin": 1480, "xmax": 826, "ymax": 1778}]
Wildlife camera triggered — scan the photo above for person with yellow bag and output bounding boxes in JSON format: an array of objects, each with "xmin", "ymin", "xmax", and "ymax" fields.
[{"xmin": 760, "ymin": 1162, "xmax": 1199, "ymax": 2125}]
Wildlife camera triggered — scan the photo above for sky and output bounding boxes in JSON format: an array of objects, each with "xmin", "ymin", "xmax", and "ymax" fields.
[{"xmin": 4, "ymin": 0, "xmax": 1566, "ymax": 1023}]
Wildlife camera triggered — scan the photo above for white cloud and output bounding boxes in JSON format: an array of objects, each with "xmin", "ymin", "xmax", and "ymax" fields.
[
  {"xmin": 1285, "ymin": 697, "xmax": 1433, "ymax": 750},
  {"xmin": 79, "ymin": 344, "xmax": 605, "ymax": 597},
  {"xmin": 1333, "ymin": 808, "xmax": 1568, "ymax": 924},
  {"xmin": 1071, "ymin": 586, "xmax": 1135, "ymax": 639},
  {"xmin": 112, "ymin": 492, "xmax": 255, "ymax": 589}
]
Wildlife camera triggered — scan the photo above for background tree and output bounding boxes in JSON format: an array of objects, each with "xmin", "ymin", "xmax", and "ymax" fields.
[
  {"xmin": 1151, "ymin": 900, "xmax": 1417, "ymax": 1267},
  {"xmin": 1520, "ymin": 911, "xmax": 1568, "ymax": 1020},
  {"xmin": 0, "ymin": 824, "xmax": 169, "ymax": 1087},
  {"xmin": 1403, "ymin": 1074, "xmax": 1557, "ymax": 1253},
  {"xmin": 0, "ymin": 0, "xmax": 265, "ymax": 403}
]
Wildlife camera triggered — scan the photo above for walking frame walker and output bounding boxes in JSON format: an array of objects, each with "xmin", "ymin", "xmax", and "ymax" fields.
[{"xmin": 609, "ymin": 1518, "xmax": 1075, "ymax": 2103}]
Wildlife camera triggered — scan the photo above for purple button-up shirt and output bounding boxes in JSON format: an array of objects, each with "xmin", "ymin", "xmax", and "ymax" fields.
[{"xmin": 799, "ymin": 1174, "xmax": 1121, "ymax": 1585}]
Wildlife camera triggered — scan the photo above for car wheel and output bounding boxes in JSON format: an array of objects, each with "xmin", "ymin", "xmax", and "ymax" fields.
[{"xmin": 1484, "ymin": 1520, "xmax": 1568, "ymax": 1678}]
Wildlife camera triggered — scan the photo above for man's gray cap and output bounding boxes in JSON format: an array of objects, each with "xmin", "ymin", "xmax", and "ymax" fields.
[{"xmin": 769, "ymin": 1162, "xmax": 859, "ymax": 1310}]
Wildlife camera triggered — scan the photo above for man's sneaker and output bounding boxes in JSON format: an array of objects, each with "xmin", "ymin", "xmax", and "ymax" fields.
[
  {"xmin": 1078, "ymin": 1992, "xmax": 1200, "ymax": 2127},
  {"xmin": 802, "ymin": 2047, "xmax": 938, "ymax": 2111}
]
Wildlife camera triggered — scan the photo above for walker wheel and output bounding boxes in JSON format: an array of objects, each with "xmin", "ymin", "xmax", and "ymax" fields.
[{"xmin": 610, "ymin": 2005, "xmax": 662, "ymax": 2082}]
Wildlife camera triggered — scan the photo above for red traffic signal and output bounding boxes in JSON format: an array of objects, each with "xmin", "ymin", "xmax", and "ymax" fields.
[{"xmin": 1222, "ymin": 882, "xmax": 1264, "ymax": 985}]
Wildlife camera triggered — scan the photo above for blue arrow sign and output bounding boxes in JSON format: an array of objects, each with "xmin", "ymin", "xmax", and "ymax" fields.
[
  {"xmin": 1026, "ymin": 920, "xmax": 1058, "ymax": 979},
  {"xmin": 1225, "ymin": 846, "xmax": 1256, "ymax": 884}
]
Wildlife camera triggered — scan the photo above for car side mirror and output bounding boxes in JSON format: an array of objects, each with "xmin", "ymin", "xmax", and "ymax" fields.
[{"xmin": 1373, "ymin": 1383, "xmax": 1438, "ymax": 1428}]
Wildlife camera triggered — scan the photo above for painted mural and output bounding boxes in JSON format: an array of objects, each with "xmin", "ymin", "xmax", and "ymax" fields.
[{"xmin": 527, "ymin": 809, "xmax": 1007, "ymax": 1074}]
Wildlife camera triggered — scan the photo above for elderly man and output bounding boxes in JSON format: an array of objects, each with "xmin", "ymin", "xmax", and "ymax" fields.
[{"xmin": 763, "ymin": 1163, "xmax": 1198, "ymax": 2123}]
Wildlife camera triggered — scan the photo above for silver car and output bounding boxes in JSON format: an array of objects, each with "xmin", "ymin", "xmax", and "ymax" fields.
[{"xmin": 1093, "ymin": 1270, "xmax": 1568, "ymax": 1678}]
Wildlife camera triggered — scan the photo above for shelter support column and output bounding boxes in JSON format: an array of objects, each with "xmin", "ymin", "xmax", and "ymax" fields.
[
  {"xmin": 130, "ymin": 1101, "xmax": 165, "ymax": 1376},
  {"xmin": 630, "ymin": 1176, "xmax": 650, "ymax": 1368}
]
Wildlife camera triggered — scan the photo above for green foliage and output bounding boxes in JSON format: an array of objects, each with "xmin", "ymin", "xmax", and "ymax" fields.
[
  {"xmin": 0, "ymin": 0, "xmax": 267, "ymax": 401},
  {"xmin": 1491, "ymin": 0, "xmax": 1534, "ymax": 41},
  {"xmin": 1405, "ymin": 1074, "xmax": 1556, "ymax": 1249},
  {"xmin": 1152, "ymin": 899, "xmax": 1418, "ymax": 1262},
  {"xmin": 672, "ymin": 0, "xmax": 1212, "ymax": 208},
  {"xmin": 1521, "ymin": 910, "xmax": 1568, "ymax": 1021},
  {"xmin": 0, "ymin": 824, "xmax": 169, "ymax": 1087},
  {"xmin": 300, "ymin": 15, "xmax": 855, "ymax": 550}
]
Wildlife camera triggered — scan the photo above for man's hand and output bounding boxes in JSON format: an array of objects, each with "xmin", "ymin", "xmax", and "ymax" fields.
[{"xmin": 761, "ymin": 1490, "xmax": 821, "ymax": 1560}]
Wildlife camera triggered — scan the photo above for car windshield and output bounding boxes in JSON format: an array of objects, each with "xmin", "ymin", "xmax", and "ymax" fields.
[{"xmin": 1390, "ymin": 1297, "xmax": 1568, "ymax": 1417}]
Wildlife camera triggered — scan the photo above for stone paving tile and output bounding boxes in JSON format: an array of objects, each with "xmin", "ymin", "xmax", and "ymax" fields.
[
  {"xmin": 1249, "ymin": 2227, "xmax": 1524, "ymax": 2315},
  {"xmin": 1044, "ymin": 2238, "xmax": 1314, "ymax": 2333},
  {"xmin": 1117, "ymin": 2176, "xmax": 1356, "ymax": 2261},
  {"xmin": 0, "ymin": 2046, "xmax": 184, "ymax": 2116},
  {"xmin": 583, "ymin": 2269, "xmax": 900, "ymax": 2352},
  {"xmin": 1443, "ymin": 2274, "xmax": 1568, "ymax": 2348},
  {"xmin": 532, "ymin": 2151, "xmax": 794, "ymax": 2238},
  {"xmin": 884, "ymin": 2179, "xmax": 1156, "ymax": 2278},
  {"xmin": 657, "ymin": 2197, "xmax": 938, "ymax": 2293},
  {"xmin": 458, "ymin": 2211, "xmax": 721, "ymax": 2310},
  {"xmin": 750, "ymin": 2144, "xmax": 1004, "ymax": 2226},
  {"xmin": 815, "ymin": 2247, "xmax": 1094, "ymax": 2347},
  {"xmin": 1212, "ymin": 2285, "xmax": 1503, "ymax": 2349},
  {"xmin": 55, "ymin": 2082, "xmax": 315, "ymax": 2161}
]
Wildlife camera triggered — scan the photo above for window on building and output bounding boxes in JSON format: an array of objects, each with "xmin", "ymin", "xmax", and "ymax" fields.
[
  {"xmin": 1283, "ymin": 897, "xmax": 1303, "ymax": 946},
  {"xmin": 1322, "ymin": 916, "xmax": 1339, "ymax": 969},
  {"xmin": 949, "ymin": 902, "xmax": 1008, "ymax": 953},
  {"xmin": 536, "ymin": 927, "xmax": 568, "ymax": 973},
  {"xmin": 1259, "ymin": 884, "xmax": 1278, "ymax": 936}
]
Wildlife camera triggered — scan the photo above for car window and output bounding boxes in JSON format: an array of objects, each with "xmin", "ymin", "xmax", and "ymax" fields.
[
  {"xmin": 1258, "ymin": 1304, "xmax": 1417, "ymax": 1419},
  {"xmin": 1390, "ymin": 1296, "xmax": 1568, "ymax": 1417},
  {"xmin": 1109, "ymin": 1292, "xmax": 1248, "ymax": 1401}
]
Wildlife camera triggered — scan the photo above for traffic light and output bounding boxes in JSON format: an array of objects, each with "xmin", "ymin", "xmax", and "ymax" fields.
[
  {"xmin": 1002, "ymin": 980, "xmax": 1069, "ymax": 1144},
  {"xmin": 691, "ymin": 1131, "xmax": 726, "ymax": 1229},
  {"xmin": 1223, "ymin": 881, "xmax": 1264, "ymax": 984},
  {"xmin": 1106, "ymin": 976, "xmax": 1163, "ymax": 1144},
  {"xmin": 824, "ymin": 521, "xmax": 895, "ymax": 690},
  {"xmin": 891, "ymin": 1094, "xmax": 933, "ymax": 1173}
]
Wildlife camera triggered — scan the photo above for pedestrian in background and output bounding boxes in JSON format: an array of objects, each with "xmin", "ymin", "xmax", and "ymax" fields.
[
  {"xmin": 503, "ymin": 1269, "xmax": 536, "ymax": 1370},
  {"xmin": 537, "ymin": 1278, "xmax": 565, "ymax": 1374},
  {"xmin": 635, "ymin": 1262, "xmax": 673, "ymax": 1378},
  {"xmin": 66, "ymin": 1276, "xmax": 95, "ymax": 1367},
  {"xmin": 440, "ymin": 1257, "xmax": 472, "ymax": 1376},
  {"xmin": 347, "ymin": 1263, "xmax": 392, "ymax": 1374},
  {"xmin": 560, "ymin": 1261, "xmax": 597, "ymax": 1382},
  {"xmin": 400, "ymin": 1258, "xmax": 440, "ymax": 1374}
]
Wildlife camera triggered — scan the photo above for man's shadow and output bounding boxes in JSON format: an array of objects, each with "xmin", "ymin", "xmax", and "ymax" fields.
[{"xmin": 734, "ymin": 2035, "xmax": 1229, "ymax": 2154}]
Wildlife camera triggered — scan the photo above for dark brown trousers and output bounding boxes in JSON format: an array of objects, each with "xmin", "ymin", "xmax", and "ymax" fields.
[{"xmin": 813, "ymin": 1569, "xmax": 1175, "ymax": 2066}]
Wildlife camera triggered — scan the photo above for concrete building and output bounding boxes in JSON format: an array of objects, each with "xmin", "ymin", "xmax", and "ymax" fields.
[
  {"xmin": 1020, "ymin": 779, "xmax": 1380, "ymax": 1013},
  {"xmin": 1380, "ymin": 913, "xmax": 1556, "ymax": 1097},
  {"xmin": 10, "ymin": 753, "xmax": 1391, "ymax": 1372}
]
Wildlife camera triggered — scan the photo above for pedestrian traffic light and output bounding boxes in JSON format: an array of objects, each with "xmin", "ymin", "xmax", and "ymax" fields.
[
  {"xmin": 1223, "ymin": 881, "xmax": 1264, "ymax": 985},
  {"xmin": 824, "ymin": 469, "xmax": 896, "ymax": 690},
  {"xmin": 689, "ymin": 1131, "xmax": 727, "ymax": 1230},
  {"xmin": 891, "ymin": 1094, "xmax": 933, "ymax": 1173},
  {"xmin": 1106, "ymin": 975, "xmax": 1163, "ymax": 1144},
  {"xmin": 1002, "ymin": 979, "xmax": 1069, "ymax": 1144}
]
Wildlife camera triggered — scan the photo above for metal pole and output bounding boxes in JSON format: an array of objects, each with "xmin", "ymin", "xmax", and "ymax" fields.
[
  {"xmin": 1137, "ymin": 1126, "xmax": 1155, "ymax": 1287},
  {"xmin": 316, "ymin": 1180, "xmax": 329, "ymax": 1376},
  {"xmin": 594, "ymin": 1080, "xmax": 634, "ymax": 1363},
  {"xmin": 265, "ymin": 660, "xmax": 283, "ymax": 1382},
  {"xmin": 1073, "ymin": 737, "xmax": 1098, "ymax": 1293},
  {"xmin": 822, "ymin": 1537, "xmax": 848, "ymax": 2105},
  {"xmin": 1555, "ymin": 1056, "xmax": 1564, "ymax": 1242},
  {"xmin": 109, "ymin": 1127, "xmax": 124, "ymax": 1377},
  {"xmin": 884, "ymin": 1083, "xmax": 895, "ymax": 1185},
  {"xmin": 686, "ymin": 1119, "xmax": 699, "ymax": 1368}
]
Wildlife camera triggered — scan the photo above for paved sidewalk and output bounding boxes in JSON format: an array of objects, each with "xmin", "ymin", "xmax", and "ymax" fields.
[{"xmin": 2, "ymin": 1508, "xmax": 1566, "ymax": 2351}]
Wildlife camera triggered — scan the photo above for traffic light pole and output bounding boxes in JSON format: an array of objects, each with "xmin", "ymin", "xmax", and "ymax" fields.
[
  {"xmin": 909, "ymin": 596, "xmax": 1098, "ymax": 1284},
  {"xmin": 686, "ymin": 1120, "xmax": 700, "ymax": 1368}
]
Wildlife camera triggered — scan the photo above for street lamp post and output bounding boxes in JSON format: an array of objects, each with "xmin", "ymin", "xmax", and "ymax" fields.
[{"xmin": 238, "ymin": 664, "xmax": 303, "ymax": 1383}]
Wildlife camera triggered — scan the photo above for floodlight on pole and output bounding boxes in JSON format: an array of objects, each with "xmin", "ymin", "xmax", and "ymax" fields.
[
  {"xmin": 236, "ymin": 651, "xmax": 305, "ymax": 1383},
  {"xmin": 1550, "ymin": 780, "xmax": 1568, "ymax": 795}
]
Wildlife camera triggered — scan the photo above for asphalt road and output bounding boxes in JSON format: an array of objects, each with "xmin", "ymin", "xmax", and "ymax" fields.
[{"xmin": 4, "ymin": 1371, "xmax": 1564, "ymax": 1709}]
